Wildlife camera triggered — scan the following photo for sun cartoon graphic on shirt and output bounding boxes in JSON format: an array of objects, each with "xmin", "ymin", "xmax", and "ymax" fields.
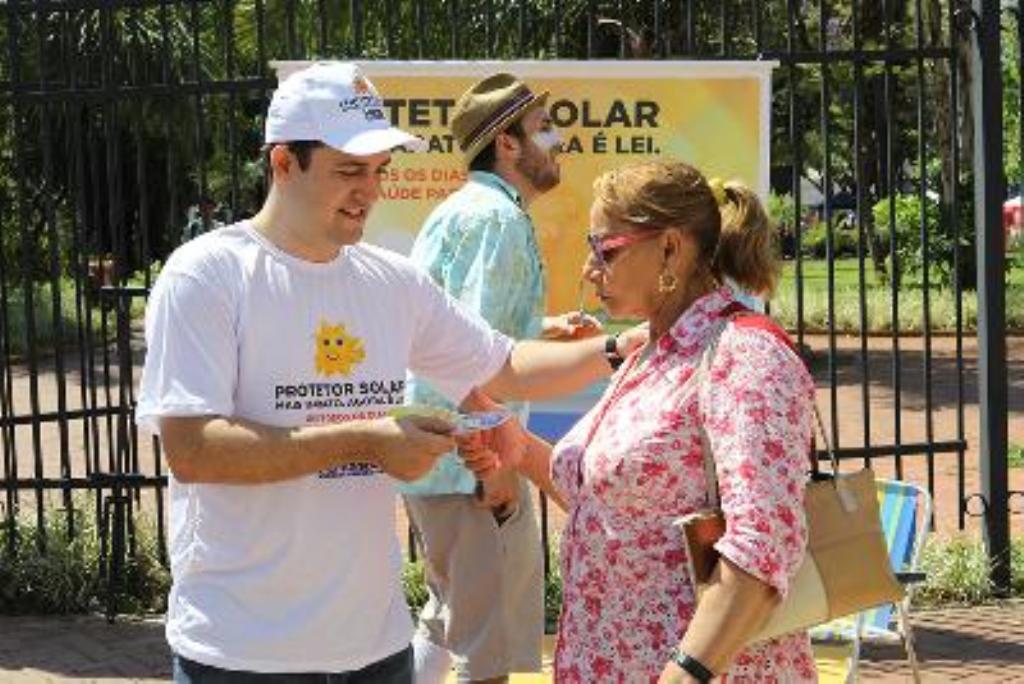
[{"xmin": 314, "ymin": 320, "xmax": 365, "ymax": 376}]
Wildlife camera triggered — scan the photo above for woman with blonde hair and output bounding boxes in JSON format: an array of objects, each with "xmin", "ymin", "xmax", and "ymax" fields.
[{"xmin": 466, "ymin": 158, "xmax": 818, "ymax": 682}]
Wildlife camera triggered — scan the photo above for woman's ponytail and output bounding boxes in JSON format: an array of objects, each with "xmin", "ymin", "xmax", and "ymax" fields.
[{"xmin": 712, "ymin": 181, "xmax": 780, "ymax": 298}]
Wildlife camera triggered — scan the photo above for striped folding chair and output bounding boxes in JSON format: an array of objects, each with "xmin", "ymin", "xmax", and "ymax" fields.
[{"xmin": 811, "ymin": 478, "xmax": 932, "ymax": 683}]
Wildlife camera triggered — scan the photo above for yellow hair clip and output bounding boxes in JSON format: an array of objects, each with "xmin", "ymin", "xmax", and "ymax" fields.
[{"xmin": 708, "ymin": 177, "xmax": 728, "ymax": 207}]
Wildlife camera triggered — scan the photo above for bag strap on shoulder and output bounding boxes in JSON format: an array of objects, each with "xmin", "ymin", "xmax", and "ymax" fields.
[{"xmin": 697, "ymin": 303, "xmax": 839, "ymax": 509}]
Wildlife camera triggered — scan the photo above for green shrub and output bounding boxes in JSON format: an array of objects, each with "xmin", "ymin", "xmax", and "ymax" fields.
[
  {"xmin": 797, "ymin": 221, "xmax": 859, "ymax": 260},
  {"xmin": 4, "ymin": 503, "xmax": 1020, "ymax": 618},
  {"xmin": 915, "ymin": 536, "xmax": 995, "ymax": 606},
  {"xmin": 914, "ymin": 535, "xmax": 1024, "ymax": 607},
  {"xmin": 545, "ymin": 554, "xmax": 563, "ymax": 633},
  {"xmin": 1010, "ymin": 444, "xmax": 1024, "ymax": 469},
  {"xmin": 400, "ymin": 551, "xmax": 565, "ymax": 632},
  {"xmin": 402, "ymin": 560, "xmax": 430, "ymax": 617},
  {"xmin": 871, "ymin": 190, "xmax": 979, "ymax": 290},
  {"xmin": 0, "ymin": 499, "xmax": 169, "ymax": 615},
  {"xmin": 1014, "ymin": 539, "xmax": 1024, "ymax": 597},
  {"xmin": 767, "ymin": 192, "xmax": 797, "ymax": 235}
]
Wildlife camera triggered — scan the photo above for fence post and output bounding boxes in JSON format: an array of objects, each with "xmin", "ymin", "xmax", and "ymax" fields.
[{"xmin": 971, "ymin": 0, "xmax": 1010, "ymax": 596}]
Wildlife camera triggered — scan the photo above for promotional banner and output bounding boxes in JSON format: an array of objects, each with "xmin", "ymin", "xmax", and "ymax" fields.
[{"xmin": 271, "ymin": 60, "xmax": 775, "ymax": 314}]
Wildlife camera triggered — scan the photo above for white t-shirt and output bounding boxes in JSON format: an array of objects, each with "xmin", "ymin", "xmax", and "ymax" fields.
[{"xmin": 136, "ymin": 221, "xmax": 513, "ymax": 673}]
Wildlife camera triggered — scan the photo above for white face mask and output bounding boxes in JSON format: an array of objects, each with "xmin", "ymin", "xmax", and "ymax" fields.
[{"xmin": 530, "ymin": 129, "xmax": 562, "ymax": 152}]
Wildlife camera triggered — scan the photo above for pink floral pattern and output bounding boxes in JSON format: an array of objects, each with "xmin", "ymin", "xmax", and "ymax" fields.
[{"xmin": 551, "ymin": 288, "xmax": 818, "ymax": 683}]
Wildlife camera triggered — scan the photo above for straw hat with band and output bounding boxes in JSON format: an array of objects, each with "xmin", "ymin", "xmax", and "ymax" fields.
[{"xmin": 452, "ymin": 73, "xmax": 549, "ymax": 163}]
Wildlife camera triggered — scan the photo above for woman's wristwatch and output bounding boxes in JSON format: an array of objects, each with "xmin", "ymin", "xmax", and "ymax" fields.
[
  {"xmin": 668, "ymin": 647, "xmax": 714, "ymax": 683},
  {"xmin": 604, "ymin": 333, "xmax": 625, "ymax": 370}
]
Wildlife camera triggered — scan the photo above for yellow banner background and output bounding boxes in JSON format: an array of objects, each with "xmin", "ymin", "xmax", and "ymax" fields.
[{"xmin": 273, "ymin": 61, "xmax": 773, "ymax": 314}]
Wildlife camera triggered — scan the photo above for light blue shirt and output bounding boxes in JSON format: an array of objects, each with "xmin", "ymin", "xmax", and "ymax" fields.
[{"xmin": 401, "ymin": 172, "xmax": 546, "ymax": 496}]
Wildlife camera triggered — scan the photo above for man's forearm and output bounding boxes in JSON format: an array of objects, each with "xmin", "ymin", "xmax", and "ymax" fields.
[
  {"xmin": 482, "ymin": 336, "xmax": 611, "ymax": 402},
  {"xmin": 159, "ymin": 416, "xmax": 377, "ymax": 485}
]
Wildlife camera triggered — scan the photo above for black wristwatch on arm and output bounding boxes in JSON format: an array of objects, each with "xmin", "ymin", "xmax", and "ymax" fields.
[
  {"xmin": 668, "ymin": 647, "xmax": 715, "ymax": 683},
  {"xmin": 604, "ymin": 333, "xmax": 625, "ymax": 371}
]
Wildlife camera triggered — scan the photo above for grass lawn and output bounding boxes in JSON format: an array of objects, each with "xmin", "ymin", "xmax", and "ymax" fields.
[
  {"xmin": 3, "ymin": 272, "xmax": 151, "ymax": 358},
  {"xmin": 772, "ymin": 254, "xmax": 1024, "ymax": 333}
]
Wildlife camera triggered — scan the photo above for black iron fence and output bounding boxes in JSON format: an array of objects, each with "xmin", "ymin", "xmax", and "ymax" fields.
[{"xmin": 0, "ymin": 0, "xmax": 1017, "ymax": 614}]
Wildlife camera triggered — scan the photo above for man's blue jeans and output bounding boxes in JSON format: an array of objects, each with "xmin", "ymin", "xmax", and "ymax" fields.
[{"xmin": 172, "ymin": 647, "xmax": 413, "ymax": 683}]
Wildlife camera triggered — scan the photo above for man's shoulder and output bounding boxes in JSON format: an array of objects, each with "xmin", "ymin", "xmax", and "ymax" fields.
[
  {"xmin": 164, "ymin": 221, "xmax": 253, "ymax": 275},
  {"xmin": 426, "ymin": 176, "xmax": 521, "ymax": 225}
]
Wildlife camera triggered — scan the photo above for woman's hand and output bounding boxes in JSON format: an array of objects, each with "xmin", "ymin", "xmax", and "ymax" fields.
[
  {"xmin": 456, "ymin": 431, "xmax": 502, "ymax": 478},
  {"xmin": 458, "ymin": 389, "xmax": 529, "ymax": 474}
]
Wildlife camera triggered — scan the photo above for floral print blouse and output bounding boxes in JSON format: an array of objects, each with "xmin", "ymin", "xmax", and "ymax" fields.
[{"xmin": 551, "ymin": 288, "xmax": 818, "ymax": 682}]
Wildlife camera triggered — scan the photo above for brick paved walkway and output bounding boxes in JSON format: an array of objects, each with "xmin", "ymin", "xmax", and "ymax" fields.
[
  {"xmin": 858, "ymin": 601, "xmax": 1024, "ymax": 682},
  {"xmin": 1, "ymin": 601, "xmax": 1021, "ymax": 682}
]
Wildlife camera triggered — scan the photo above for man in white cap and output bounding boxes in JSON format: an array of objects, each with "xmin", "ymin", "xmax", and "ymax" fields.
[{"xmin": 137, "ymin": 62, "xmax": 639, "ymax": 683}]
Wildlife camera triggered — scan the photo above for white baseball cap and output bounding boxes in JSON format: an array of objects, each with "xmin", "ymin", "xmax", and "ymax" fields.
[{"xmin": 264, "ymin": 62, "xmax": 427, "ymax": 155}]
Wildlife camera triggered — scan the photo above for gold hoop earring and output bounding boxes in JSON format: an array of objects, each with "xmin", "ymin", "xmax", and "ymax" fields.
[{"xmin": 658, "ymin": 272, "xmax": 678, "ymax": 293}]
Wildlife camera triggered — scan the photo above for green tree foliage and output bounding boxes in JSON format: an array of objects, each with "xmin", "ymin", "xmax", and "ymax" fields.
[
  {"xmin": 1005, "ymin": 12, "xmax": 1023, "ymax": 193},
  {"xmin": 0, "ymin": 0, "xmax": 1015, "ymax": 288},
  {"xmin": 871, "ymin": 186, "xmax": 978, "ymax": 290}
]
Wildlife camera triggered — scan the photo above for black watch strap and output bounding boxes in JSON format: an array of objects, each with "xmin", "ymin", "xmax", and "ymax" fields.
[
  {"xmin": 669, "ymin": 647, "xmax": 714, "ymax": 683},
  {"xmin": 604, "ymin": 334, "xmax": 624, "ymax": 370}
]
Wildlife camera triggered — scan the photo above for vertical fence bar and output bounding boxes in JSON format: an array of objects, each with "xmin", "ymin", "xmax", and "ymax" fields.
[
  {"xmin": 0, "ymin": 2, "xmax": 20, "ymax": 556},
  {"xmin": 718, "ymin": 0, "xmax": 727, "ymax": 56},
  {"xmin": 787, "ymin": 0, "xmax": 805, "ymax": 352},
  {"xmin": 653, "ymin": 0, "xmax": 663, "ymax": 57},
  {"xmin": 819, "ymin": 0, "xmax": 840, "ymax": 454},
  {"xmin": 415, "ymin": 0, "xmax": 425, "ymax": 59},
  {"xmin": 285, "ymin": 0, "xmax": 297, "ymax": 58},
  {"xmin": 752, "ymin": 0, "xmax": 763, "ymax": 55},
  {"xmin": 852, "ymin": 0, "xmax": 873, "ymax": 469},
  {"xmin": 384, "ymin": 0, "xmax": 395, "ymax": 58},
  {"xmin": 1019, "ymin": 0, "xmax": 1024, "ymax": 203},
  {"xmin": 38, "ymin": 8, "xmax": 75, "ymax": 534},
  {"xmin": 130, "ymin": 10, "xmax": 148, "ymax": 518},
  {"xmin": 317, "ymin": 0, "xmax": 327, "ymax": 55},
  {"xmin": 884, "ymin": 0, "xmax": 905, "ymax": 479},
  {"xmin": 517, "ymin": 0, "xmax": 526, "ymax": 56},
  {"xmin": 448, "ymin": 0, "xmax": 457, "ymax": 58},
  {"xmin": 69, "ymin": 10, "xmax": 103, "ymax": 533},
  {"xmin": 110, "ymin": 6, "xmax": 134, "ymax": 560},
  {"xmin": 225, "ymin": 0, "xmax": 240, "ymax": 219},
  {"xmin": 915, "ymin": 0, "xmax": 936, "ymax": 512},
  {"xmin": 971, "ymin": 0, "xmax": 1010, "ymax": 596},
  {"xmin": 686, "ymin": 0, "xmax": 695, "ymax": 55},
  {"xmin": 484, "ymin": 0, "xmax": 493, "ymax": 59},
  {"xmin": 352, "ymin": 0, "xmax": 363, "ymax": 57},
  {"xmin": 14, "ymin": 3, "xmax": 48, "ymax": 548},
  {"xmin": 951, "ymin": 2, "xmax": 966, "ymax": 530},
  {"xmin": 553, "ymin": 0, "xmax": 561, "ymax": 57}
]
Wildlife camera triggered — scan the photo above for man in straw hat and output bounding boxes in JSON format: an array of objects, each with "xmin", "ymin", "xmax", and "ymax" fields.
[
  {"xmin": 402, "ymin": 73, "xmax": 601, "ymax": 684},
  {"xmin": 137, "ymin": 61, "xmax": 638, "ymax": 683}
]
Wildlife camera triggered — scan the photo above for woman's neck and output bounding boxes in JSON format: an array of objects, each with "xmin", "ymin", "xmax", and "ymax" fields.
[{"xmin": 647, "ymin": 278, "xmax": 716, "ymax": 343}]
